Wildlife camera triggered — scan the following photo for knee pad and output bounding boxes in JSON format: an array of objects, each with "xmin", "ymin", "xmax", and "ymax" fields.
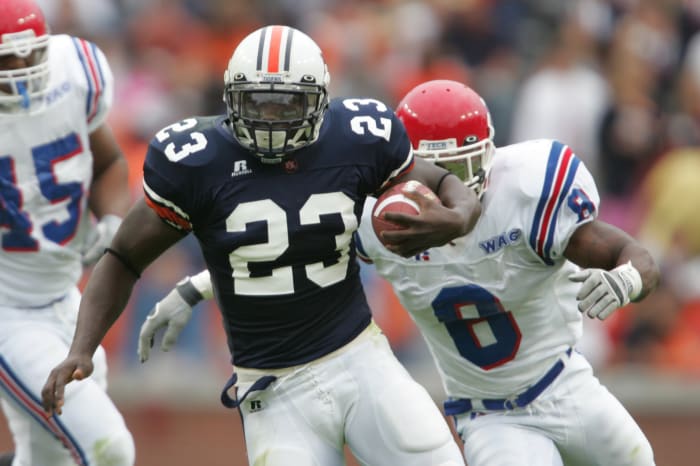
[
  {"xmin": 377, "ymin": 383, "xmax": 452, "ymax": 452},
  {"xmin": 91, "ymin": 429, "xmax": 135, "ymax": 466}
]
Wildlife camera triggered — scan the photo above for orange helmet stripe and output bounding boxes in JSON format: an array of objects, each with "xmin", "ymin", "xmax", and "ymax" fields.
[{"xmin": 266, "ymin": 25, "xmax": 284, "ymax": 73}]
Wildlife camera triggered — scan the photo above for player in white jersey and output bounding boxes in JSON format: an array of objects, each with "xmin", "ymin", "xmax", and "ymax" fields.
[
  {"xmin": 138, "ymin": 80, "xmax": 660, "ymax": 466},
  {"xmin": 355, "ymin": 80, "xmax": 659, "ymax": 466},
  {"xmin": 0, "ymin": 0, "xmax": 134, "ymax": 464}
]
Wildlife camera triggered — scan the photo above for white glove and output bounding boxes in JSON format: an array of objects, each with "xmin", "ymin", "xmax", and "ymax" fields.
[
  {"xmin": 82, "ymin": 214, "xmax": 122, "ymax": 266},
  {"xmin": 138, "ymin": 271, "xmax": 212, "ymax": 363},
  {"xmin": 569, "ymin": 261, "xmax": 643, "ymax": 320}
]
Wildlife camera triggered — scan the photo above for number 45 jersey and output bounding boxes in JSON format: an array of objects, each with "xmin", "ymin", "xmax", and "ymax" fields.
[
  {"xmin": 0, "ymin": 35, "xmax": 113, "ymax": 308},
  {"xmin": 357, "ymin": 139, "xmax": 600, "ymax": 400},
  {"xmin": 143, "ymin": 98, "xmax": 413, "ymax": 369}
]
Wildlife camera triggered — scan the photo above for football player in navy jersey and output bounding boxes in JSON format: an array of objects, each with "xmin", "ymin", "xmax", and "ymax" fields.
[{"xmin": 41, "ymin": 26, "xmax": 478, "ymax": 466}]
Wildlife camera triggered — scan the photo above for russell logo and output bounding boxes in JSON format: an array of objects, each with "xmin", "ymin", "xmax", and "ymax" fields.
[
  {"xmin": 249, "ymin": 399, "xmax": 263, "ymax": 412},
  {"xmin": 231, "ymin": 160, "xmax": 253, "ymax": 177}
]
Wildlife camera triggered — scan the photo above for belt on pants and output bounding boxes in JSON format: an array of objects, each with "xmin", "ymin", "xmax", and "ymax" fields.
[
  {"xmin": 220, "ymin": 373, "xmax": 277, "ymax": 409},
  {"xmin": 444, "ymin": 348, "xmax": 573, "ymax": 415}
]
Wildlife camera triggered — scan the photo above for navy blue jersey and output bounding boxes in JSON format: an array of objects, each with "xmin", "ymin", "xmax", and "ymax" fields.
[{"xmin": 143, "ymin": 97, "xmax": 414, "ymax": 368}]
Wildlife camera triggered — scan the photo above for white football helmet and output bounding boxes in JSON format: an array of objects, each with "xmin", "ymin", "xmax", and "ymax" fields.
[
  {"xmin": 396, "ymin": 80, "xmax": 495, "ymax": 197},
  {"xmin": 0, "ymin": 0, "xmax": 50, "ymax": 112},
  {"xmin": 223, "ymin": 25, "xmax": 330, "ymax": 163}
]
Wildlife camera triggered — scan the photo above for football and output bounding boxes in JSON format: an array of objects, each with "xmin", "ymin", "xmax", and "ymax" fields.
[{"xmin": 371, "ymin": 180, "xmax": 438, "ymax": 245}]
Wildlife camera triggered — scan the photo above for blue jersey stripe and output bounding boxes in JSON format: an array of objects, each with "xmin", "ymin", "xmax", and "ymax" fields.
[
  {"xmin": 71, "ymin": 37, "xmax": 94, "ymax": 119},
  {"xmin": 542, "ymin": 156, "xmax": 579, "ymax": 263},
  {"xmin": 529, "ymin": 141, "xmax": 580, "ymax": 265},
  {"xmin": 89, "ymin": 41, "xmax": 106, "ymax": 91},
  {"xmin": 529, "ymin": 141, "xmax": 562, "ymax": 260}
]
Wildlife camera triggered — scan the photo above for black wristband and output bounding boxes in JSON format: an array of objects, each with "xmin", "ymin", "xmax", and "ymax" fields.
[
  {"xmin": 176, "ymin": 279, "xmax": 205, "ymax": 307},
  {"xmin": 103, "ymin": 248, "xmax": 141, "ymax": 279},
  {"xmin": 435, "ymin": 171, "xmax": 457, "ymax": 195}
]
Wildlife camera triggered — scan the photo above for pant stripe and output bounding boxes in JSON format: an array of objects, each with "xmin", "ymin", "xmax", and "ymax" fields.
[{"xmin": 0, "ymin": 356, "xmax": 88, "ymax": 465}]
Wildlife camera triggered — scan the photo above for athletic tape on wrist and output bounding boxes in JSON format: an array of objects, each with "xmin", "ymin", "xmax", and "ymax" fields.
[
  {"xmin": 616, "ymin": 261, "xmax": 643, "ymax": 301},
  {"xmin": 190, "ymin": 270, "xmax": 214, "ymax": 299},
  {"xmin": 176, "ymin": 279, "xmax": 205, "ymax": 307}
]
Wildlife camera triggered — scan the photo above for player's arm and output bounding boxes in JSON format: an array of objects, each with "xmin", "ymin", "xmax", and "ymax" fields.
[
  {"xmin": 381, "ymin": 157, "xmax": 481, "ymax": 257},
  {"xmin": 80, "ymin": 123, "xmax": 132, "ymax": 265},
  {"xmin": 41, "ymin": 199, "xmax": 185, "ymax": 415},
  {"xmin": 564, "ymin": 220, "xmax": 660, "ymax": 320},
  {"xmin": 137, "ymin": 268, "xmax": 213, "ymax": 363},
  {"xmin": 88, "ymin": 124, "xmax": 131, "ymax": 218}
]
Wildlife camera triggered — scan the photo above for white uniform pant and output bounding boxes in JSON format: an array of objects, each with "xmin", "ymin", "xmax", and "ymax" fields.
[
  {"xmin": 0, "ymin": 288, "xmax": 134, "ymax": 466},
  {"xmin": 235, "ymin": 321, "xmax": 464, "ymax": 466},
  {"xmin": 453, "ymin": 350, "xmax": 655, "ymax": 466}
]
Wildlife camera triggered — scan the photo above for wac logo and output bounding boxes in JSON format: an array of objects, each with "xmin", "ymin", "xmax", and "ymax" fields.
[{"xmin": 479, "ymin": 229, "xmax": 522, "ymax": 254}]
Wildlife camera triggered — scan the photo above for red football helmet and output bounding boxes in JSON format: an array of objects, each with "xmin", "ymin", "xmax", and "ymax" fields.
[
  {"xmin": 0, "ymin": 0, "xmax": 50, "ymax": 110},
  {"xmin": 396, "ymin": 80, "xmax": 495, "ymax": 197}
]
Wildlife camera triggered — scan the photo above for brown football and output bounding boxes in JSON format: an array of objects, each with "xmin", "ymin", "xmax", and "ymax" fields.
[{"xmin": 371, "ymin": 181, "xmax": 438, "ymax": 245}]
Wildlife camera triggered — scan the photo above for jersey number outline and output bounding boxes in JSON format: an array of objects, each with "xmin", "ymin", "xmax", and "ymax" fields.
[
  {"xmin": 432, "ymin": 284, "xmax": 522, "ymax": 370},
  {"xmin": 343, "ymin": 98, "xmax": 392, "ymax": 142},
  {"xmin": 0, "ymin": 133, "xmax": 84, "ymax": 251},
  {"xmin": 156, "ymin": 118, "xmax": 208, "ymax": 162},
  {"xmin": 227, "ymin": 193, "xmax": 356, "ymax": 295}
]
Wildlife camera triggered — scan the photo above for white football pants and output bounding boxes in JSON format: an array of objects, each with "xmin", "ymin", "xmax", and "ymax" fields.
[
  {"xmin": 0, "ymin": 287, "xmax": 134, "ymax": 466},
  {"xmin": 453, "ymin": 350, "xmax": 655, "ymax": 466},
  {"xmin": 235, "ymin": 321, "xmax": 464, "ymax": 466}
]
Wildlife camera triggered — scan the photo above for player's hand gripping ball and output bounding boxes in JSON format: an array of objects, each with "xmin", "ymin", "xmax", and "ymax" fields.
[{"xmin": 372, "ymin": 180, "xmax": 438, "ymax": 246}]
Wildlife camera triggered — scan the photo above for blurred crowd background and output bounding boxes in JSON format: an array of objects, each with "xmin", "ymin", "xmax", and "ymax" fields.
[{"xmin": 33, "ymin": 0, "xmax": 700, "ymax": 406}]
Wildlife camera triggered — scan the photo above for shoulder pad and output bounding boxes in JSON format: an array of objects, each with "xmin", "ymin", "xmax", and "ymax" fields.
[
  {"xmin": 328, "ymin": 97, "xmax": 399, "ymax": 144},
  {"xmin": 149, "ymin": 116, "xmax": 221, "ymax": 167}
]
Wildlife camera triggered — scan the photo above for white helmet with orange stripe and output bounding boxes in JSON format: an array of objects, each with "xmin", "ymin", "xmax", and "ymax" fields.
[{"xmin": 224, "ymin": 25, "xmax": 330, "ymax": 163}]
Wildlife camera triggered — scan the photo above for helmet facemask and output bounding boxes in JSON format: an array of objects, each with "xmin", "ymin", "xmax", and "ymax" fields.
[
  {"xmin": 224, "ymin": 74, "xmax": 328, "ymax": 163},
  {"xmin": 414, "ymin": 123, "xmax": 495, "ymax": 198},
  {"xmin": 0, "ymin": 29, "xmax": 50, "ymax": 112}
]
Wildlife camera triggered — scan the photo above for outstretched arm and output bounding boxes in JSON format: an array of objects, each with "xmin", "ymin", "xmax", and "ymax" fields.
[
  {"xmin": 42, "ymin": 199, "xmax": 185, "ymax": 415},
  {"xmin": 565, "ymin": 220, "xmax": 660, "ymax": 319}
]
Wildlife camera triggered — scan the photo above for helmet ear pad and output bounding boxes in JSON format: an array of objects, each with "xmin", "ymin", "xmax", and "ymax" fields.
[
  {"xmin": 395, "ymin": 79, "xmax": 495, "ymax": 197},
  {"xmin": 0, "ymin": 0, "xmax": 51, "ymax": 110},
  {"xmin": 223, "ymin": 25, "xmax": 330, "ymax": 163}
]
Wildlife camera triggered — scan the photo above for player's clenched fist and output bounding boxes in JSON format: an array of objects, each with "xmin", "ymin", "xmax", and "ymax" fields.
[{"xmin": 41, "ymin": 355, "xmax": 94, "ymax": 415}]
